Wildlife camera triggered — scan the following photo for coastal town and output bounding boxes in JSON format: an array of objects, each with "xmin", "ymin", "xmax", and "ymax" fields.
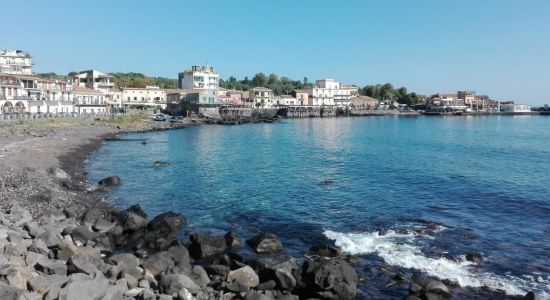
[{"xmin": 1, "ymin": 49, "xmax": 546, "ymax": 123}]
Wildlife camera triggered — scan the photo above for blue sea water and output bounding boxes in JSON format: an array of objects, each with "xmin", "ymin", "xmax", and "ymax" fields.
[{"xmin": 87, "ymin": 116, "xmax": 550, "ymax": 298}]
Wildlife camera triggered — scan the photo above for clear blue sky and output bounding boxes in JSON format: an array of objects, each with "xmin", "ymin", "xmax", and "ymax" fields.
[{"xmin": 1, "ymin": 0, "xmax": 549, "ymax": 105}]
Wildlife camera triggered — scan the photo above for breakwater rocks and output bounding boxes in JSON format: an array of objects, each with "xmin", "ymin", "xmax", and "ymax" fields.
[
  {"xmin": 0, "ymin": 202, "xmax": 359, "ymax": 300},
  {"xmin": 0, "ymin": 204, "xmax": 543, "ymax": 300}
]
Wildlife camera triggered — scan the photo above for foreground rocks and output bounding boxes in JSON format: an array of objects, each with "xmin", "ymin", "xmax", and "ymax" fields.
[
  {"xmin": 0, "ymin": 203, "xmax": 360, "ymax": 299},
  {"xmin": 1, "ymin": 202, "xmax": 540, "ymax": 299}
]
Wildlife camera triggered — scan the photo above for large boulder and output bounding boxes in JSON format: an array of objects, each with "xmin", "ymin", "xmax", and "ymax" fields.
[
  {"xmin": 224, "ymin": 231, "xmax": 242, "ymax": 249},
  {"xmin": 0, "ymin": 281, "xmax": 22, "ymax": 300},
  {"xmin": 35, "ymin": 258, "xmax": 68, "ymax": 275},
  {"xmin": 115, "ymin": 205, "xmax": 148, "ymax": 234},
  {"xmin": 160, "ymin": 274, "xmax": 200, "ymax": 295},
  {"xmin": 408, "ymin": 274, "xmax": 451, "ymax": 300},
  {"xmin": 300, "ymin": 258, "xmax": 358, "ymax": 300},
  {"xmin": 2, "ymin": 265, "xmax": 33, "ymax": 289},
  {"xmin": 252, "ymin": 257, "xmax": 299, "ymax": 291},
  {"xmin": 70, "ymin": 225, "xmax": 99, "ymax": 245},
  {"xmin": 58, "ymin": 276, "xmax": 110, "ymax": 300},
  {"xmin": 67, "ymin": 253, "xmax": 106, "ymax": 275},
  {"xmin": 246, "ymin": 232, "xmax": 283, "ymax": 254},
  {"xmin": 98, "ymin": 176, "xmax": 121, "ymax": 187},
  {"xmin": 189, "ymin": 232, "xmax": 227, "ymax": 259},
  {"xmin": 28, "ymin": 274, "xmax": 69, "ymax": 294},
  {"xmin": 142, "ymin": 251, "xmax": 175, "ymax": 276},
  {"xmin": 147, "ymin": 211, "xmax": 187, "ymax": 234},
  {"xmin": 227, "ymin": 266, "xmax": 260, "ymax": 288}
]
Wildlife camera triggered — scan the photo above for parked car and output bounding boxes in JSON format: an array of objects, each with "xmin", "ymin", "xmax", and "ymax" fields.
[{"xmin": 151, "ymin": 114, "xmax": 166, "ymax": 121}]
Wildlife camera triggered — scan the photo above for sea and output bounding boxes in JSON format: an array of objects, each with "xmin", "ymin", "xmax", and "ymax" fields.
[{"xmin": 87, "ymin": 115, "xmax": 550, "ymax": 299}]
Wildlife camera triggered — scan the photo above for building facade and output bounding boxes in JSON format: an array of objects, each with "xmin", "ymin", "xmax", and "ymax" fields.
[
  {"xmin": 249, "ymin": 87, "xmax": 273, "ymax": 108},
  {"xmin": 178, "ymin": 65, "xmax": 219, "ymax": 104},
  {"xmin": 73, "ymin": 70, "xmax": 115, "ymax": 93},
  {"xmin": 0, "ymin": 50, "xmax": 33, "ymax": 75},
  {"xmin": 121, "ymin": 86, "xmax": 167, "ymax": 109},
  {"xmin": 307, "ymin": 79, "xmax": 353, "ymax": 107},
  {"xmin": 293, "ymin": 89, "xmax": 311, "ymax": 106},
  {"xmin": 272, "ymin": 95, "xmax": 297, "ymax": 107},
  {"xmin": 74, "ymin": 86, "xmax": 108, "ymax": 115}
]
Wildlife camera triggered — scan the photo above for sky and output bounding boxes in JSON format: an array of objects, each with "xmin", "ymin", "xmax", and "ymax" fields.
[{"xmin": 1, "ymin": 0, "xmax": 549, "ymax": 105}]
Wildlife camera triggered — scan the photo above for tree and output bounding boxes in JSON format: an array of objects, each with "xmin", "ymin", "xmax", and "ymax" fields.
[
  {"xmin": 252, "ymin": 73, "xmax": 267, "ymax": 87},
  {"xmin": 267, "ymin": 73, "xmax": 278, "ymax": 85},
  {"xmin": 303, "ymin": 77, "xmax": 308, "ymax": 85}
]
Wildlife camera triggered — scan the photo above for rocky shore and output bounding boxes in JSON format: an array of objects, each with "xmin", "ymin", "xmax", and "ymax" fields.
[
  {"xmin": 0, "ymin": 117, "xmax": 543, "ymax": 299},
  {"xmin": 0, "ymin": 116, "xmax": 193, "ymax": 217}
]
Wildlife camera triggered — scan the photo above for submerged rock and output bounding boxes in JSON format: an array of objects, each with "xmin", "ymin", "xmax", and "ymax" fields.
[
  {"xmin": 153, "ymin": 161, "xmax": 171, "ymax": 168},
  {"xmin": 246, "ymin": 232, "xmax": 283, "ymax": 254},
  {"xmin": 98, "ymin": 176, "xmax": 121, "ymax": 187}
]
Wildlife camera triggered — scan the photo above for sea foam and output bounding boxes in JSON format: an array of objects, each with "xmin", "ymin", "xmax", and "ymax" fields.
[{"xmin": 323, "ymin": 229, "xmax": 549, "ymax": 298}]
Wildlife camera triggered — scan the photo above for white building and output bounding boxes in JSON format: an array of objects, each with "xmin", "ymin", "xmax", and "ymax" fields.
[
  {"xmin": 310, "ymin": 79, "xmax": 352, "ymax": 107},
  {"xmin": 1, "ymin": 73, "xmax": 75, "ymax": 115},
  {"xmin": 0, "ymin": 50, "xmax": 33, "ymax": 75},
  {"xmin": 74, "ymin": 86, "xmax": 108, "ymax": 115},
  {"xmin": 272, "ymin": 95, "xmax": 297, "ymax": 107},
  {"xmin": 73, "ymin": 70, "xmax": 115, "ymax": 93},
  {"xmin": 500, "ymin": 103, "xmax": 531, "ymax": 113},
  {"xmin": 178, "ymin": 65, "xmax": 219, "ymax": 104},
  {"xmin": 121, "ymin": 86, "xmax": 167, "ymax": 109}
]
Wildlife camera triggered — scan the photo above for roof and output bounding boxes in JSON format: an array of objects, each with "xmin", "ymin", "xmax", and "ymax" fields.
[
  {"xmin": 294, "ymin": 89, "xmax": 311, "ymax": 93},
  {"xmin": 227, "ymin": 89, "xmax": 242, "ymax": 94},
  {"xmin": 75, "ymin": 70, "xmax": 113, "ymax": 78},
  {"xmin": 120, "ymin": 87, "xmax": 166, "ymax": 91},
  {"xmin": 341, "ymin": 84, "xmax": 359, "ymax": 90},
  {"xmin": 251, "ymin": 87, "xmax": 272, "ymax": 92},
  {"xmin": 74, "ymin": 86, "xmax": 104, "ymax": 94},
  {"xmin": 350, "ymin": 95, "xmax": 380, "ymax": 105},
  {"xmin": 163, "ymin": 88, "xmax": 190, "ymax": 94}
]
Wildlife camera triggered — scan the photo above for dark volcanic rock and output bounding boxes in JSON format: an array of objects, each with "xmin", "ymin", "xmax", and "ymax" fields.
[
  {"xmin": 300, "ymin": 258, "xmax": 358, "ymax": 300},
  {"xmin": 189, "ymin": 232, "xmax": 227, "ymax": 259},
  {"xmin": 225, "ymin": 231, "xmax": 242, "ymax": 249},
  {"xmin": 246, "ymin": 232, "xmax": 284, "ymax": 254},
  {"xmin": 306, "ymin": 245, "xmax": 341, "ymax": 258},
  {"xmin": 153, "ymin": 161, "xmax": 171, "ymax": 168},
  {"xmin": 70, "ymin": 225, "xmax": 99, "ymax": 245},
  {"xmin": 142, "ymin": 251, "xmax": 175, "ymax": 277},
  {"xmin": 147, "ymin": 211, "xmax": 187, "ymax": 233},
  {"xmin": 466, "ymin": 252, "xmax": 483, "ymax": 264},
  {"xmin": 98, "ymin": 176, "xmax": 121, "ymax": 187},
  {"xmin": 408, "ymin": 274, "xmax": 451, "ymax": 300},
  {"xmin": 523, "ymin": 291, "xmax": 540, "ymax": 300}
]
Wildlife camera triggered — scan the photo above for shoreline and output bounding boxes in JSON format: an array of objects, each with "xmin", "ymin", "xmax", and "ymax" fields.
[
  {"xmin": 0, "ymin": 116, "xmax": 544, "ymax": 299},
  {"xmin": 0, "ymin": 116, "xmax": 197, "ymax": 217}
]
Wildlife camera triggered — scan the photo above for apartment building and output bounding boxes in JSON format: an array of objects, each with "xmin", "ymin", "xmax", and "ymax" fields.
[
  {"xmin": 121, "ymin": 86, "xmax": 167, "ymax": 109},
  {"xmin": 74, "ymin": 86, "xmax": 108, "ymax": 115},
  {"xmin": 0, "ymin": 49, "xmax": 33, "ymax": 75},
  {"xmin": 178, "ymin": 65, "xmax": 219, "ymax": 103},
  {"xmin": 249, "ymin": 87, "xmax": 273, "ymax": 108}
]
